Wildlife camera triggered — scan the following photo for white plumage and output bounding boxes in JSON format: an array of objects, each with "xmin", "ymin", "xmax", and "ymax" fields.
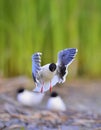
[
  {"xmin": 17, "ymin": 88, "xmax": 44, "ymax": 107},
  {"xmin": 32, "ymin": 48, "xmax": 78, "ymax": 93},
  {"xmin": 46, "ymin": 91, "xmax": 66, "ymax": 111}
]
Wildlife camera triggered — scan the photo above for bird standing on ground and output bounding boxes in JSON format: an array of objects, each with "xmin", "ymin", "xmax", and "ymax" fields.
[
  {"xmin": 17, "ymin": 87, "xmax": 44, "ymax": 107},
  {"xmin": 32, "ymin": 48, "xmax": 78, "ymax": 93},
  {"xmin": 46, "ymin": 91, "xmax": 66, "ymax": 111}
]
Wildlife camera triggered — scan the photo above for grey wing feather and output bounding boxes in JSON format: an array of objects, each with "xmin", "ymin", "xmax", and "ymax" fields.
[
  {"xmin": 56, "ymin": 48, "xmax": 78, "ymax": 82},
  {"xmin": 57, "ymin": 48, "xmax": 78, "ymax": 66},
  {"xmin": 32, "ymin": 52, "xmax": 42, "ymax": 83}
]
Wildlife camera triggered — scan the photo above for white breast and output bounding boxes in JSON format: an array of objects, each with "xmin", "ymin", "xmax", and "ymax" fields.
[{"xmin": 38, "ymin": 64, "xmax": 56, "ymax": 82}]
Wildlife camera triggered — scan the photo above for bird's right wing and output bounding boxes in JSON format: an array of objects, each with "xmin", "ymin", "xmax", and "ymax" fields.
[{"xmin": 32, "ymin": 52, "xmax": 42, "ymax": 83}]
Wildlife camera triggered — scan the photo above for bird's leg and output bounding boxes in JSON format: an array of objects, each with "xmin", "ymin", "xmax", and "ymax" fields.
[
  {"xmin": 50, "ymin": 81, "xmax": 52, "ymax": 92},
  {"xmin": 41, "ymin": 82, "xmax": 44, "ymax": 93}
]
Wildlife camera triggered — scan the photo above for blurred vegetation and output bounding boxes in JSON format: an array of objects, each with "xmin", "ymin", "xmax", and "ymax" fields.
[{"xmin": 0, "ymin": 0, "xmax": 101, "ymax": 78}]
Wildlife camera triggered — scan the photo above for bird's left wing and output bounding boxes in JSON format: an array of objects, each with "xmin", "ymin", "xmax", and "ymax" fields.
[
  {"xmin": 57, "ymin": 48, "xmax": 78, "ymax": 67},
  {"xmin": 57, "ymin": 48, "xmax": 78, "ymax": 82},
  {"xmin": 32, "ymin": 52, "xmax": 42, "ymax": 83},
  {"xmin": 51, "ymin": 48, "xmax": 78, "ymax": 86}
]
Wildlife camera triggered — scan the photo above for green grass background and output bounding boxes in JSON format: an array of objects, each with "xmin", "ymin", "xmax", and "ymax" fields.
[{"xmin": 0, "ymin": 0, "xmax": 101, "ymax": 78}]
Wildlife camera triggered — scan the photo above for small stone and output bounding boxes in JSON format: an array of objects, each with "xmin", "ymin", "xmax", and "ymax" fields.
[
  {"xmin": 60, "ymin": 125, "xmax": 80, "ymax": 130},
  {"xmin": 5, "ymin": 119, "xmax": 26, "ymax": 127},
  {"xmin": 26, "ymin": 124, "xmax": 38, "ymax": 130},
  {"xmin": 0, "ymin": 121, "xmax": 5, "ymax": 129}
]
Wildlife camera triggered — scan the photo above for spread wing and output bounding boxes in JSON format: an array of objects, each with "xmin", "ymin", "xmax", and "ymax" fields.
[
  {"xmin": 51, "ymin": 48, "xmax": 78, "ymax": 85},
  {"xmin": 57, "ymin": 48, "xmax": 78, "ymax": 82},
  {"xmin": 57, "ymin": 48, "xmax": 78, "ymax": 66},
  {"xmin": 32, "ymin": 52, "xmax": 42, "ymax": 83}
]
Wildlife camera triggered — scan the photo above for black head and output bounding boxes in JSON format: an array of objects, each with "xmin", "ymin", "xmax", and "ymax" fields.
[
  {"xmin": 17, "ymin": 87, "xmax": 25, "ymax": 94},
  {"xmin": 49, "ymin": 63, "xmax": 56, "ymax": 72},
  {"xmin": 50, "ymin": 91, "xmax": 58, "ymax": 97}
]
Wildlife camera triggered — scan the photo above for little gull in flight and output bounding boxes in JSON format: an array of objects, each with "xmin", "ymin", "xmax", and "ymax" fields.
[{"xmin": 32, "ymin": 48, "xmax": 78, "ymax": 93}]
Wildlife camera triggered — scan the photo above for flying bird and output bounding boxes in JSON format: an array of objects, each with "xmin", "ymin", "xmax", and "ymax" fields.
[
  {"xmin": 32, "ymin": 48, "xmax": 78, "ymax": 93},
  {"xmin": 17, "ymin": 87, "xmax": 44, "ymax": 106},
  {"xmin": 46, "ymin": 91, "xmax": 66, "ymax": 111}
]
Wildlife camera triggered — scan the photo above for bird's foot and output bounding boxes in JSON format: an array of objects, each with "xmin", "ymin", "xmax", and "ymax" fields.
[
  {"xmin": 40, "ymin": 82, "xmax": 44, "ymax": 93},
  {"xmin": 41, "ymin": 86, "xmax": 43, "ymax": 93},
  {"xmin": 50, "ymin": 85, "xmax": 52, "ymax": 93},
  {"xmin": 49, "ymin": 81, "xmax": 52, "ymax": 92}
]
